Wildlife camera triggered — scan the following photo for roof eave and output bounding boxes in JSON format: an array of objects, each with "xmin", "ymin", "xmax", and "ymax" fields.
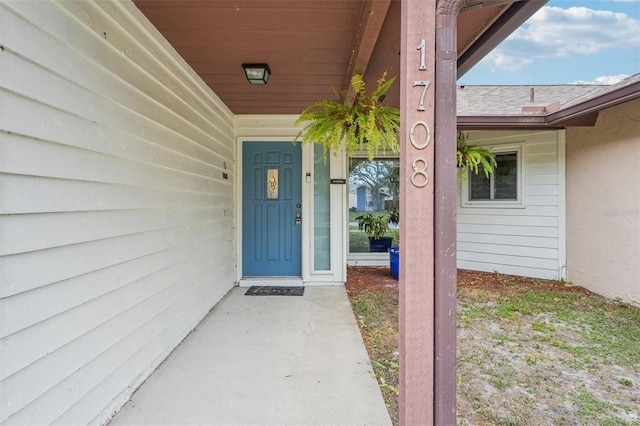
[
  {"xmin": 457, "ymin": 0, "xmax": 548, "ymax": 77},
  {"xmin": 458, "ymin": 79, "xmax": 640, "ymax": 130},
  {"xmin": 546, "ymin": 81, "xmax": 640, "ymax": 126},
  {"xmin": 457, "ymin": 115, "xmax": 555, "ymax": 130}
]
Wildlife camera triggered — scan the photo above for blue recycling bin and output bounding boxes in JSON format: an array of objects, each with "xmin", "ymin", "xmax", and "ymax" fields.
[{"xmin": 389, "ymin": 247, "xmax": 399, "ymax": 280}]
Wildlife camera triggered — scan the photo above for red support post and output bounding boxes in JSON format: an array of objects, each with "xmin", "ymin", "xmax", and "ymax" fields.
[{"xmin": 399, "ymin": 0, "xmax": 437, "ymax": 424}]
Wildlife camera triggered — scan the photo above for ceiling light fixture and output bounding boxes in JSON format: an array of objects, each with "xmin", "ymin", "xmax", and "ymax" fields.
[{"xmin": 242, "ymin": 63, "xmax": 271, "ymax": 85}]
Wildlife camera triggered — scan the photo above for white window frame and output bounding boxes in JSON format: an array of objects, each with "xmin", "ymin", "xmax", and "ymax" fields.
[
  {"xmin": 346, "ymin": 153, "xmax": 400, "ymax": 266},
  {"xmin": 461, "ymin": 142, "xmax": 525, "ymax": 209}
]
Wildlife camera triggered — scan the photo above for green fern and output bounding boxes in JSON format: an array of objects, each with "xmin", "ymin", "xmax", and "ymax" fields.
[
  {"xmin": 295, "ymin": 71, "xmax": 496, "ymax": 183},
  {"xmin": 456, "ymin": 131, "xmax": 497, "ymax": 180},
  {"xmin": 294, "ymin": 69, "xmax": 400, "ymax": 161}
]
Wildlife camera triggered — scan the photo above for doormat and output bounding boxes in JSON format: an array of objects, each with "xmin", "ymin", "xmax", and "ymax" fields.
[{"xmin": 244, "ymin": 286, "xmax": 305, "ymax": 296}]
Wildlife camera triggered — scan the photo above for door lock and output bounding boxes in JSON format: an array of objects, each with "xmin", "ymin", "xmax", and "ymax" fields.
[{"xmin": 295, "ymin": 212, "xmax": 302, "ymax": 226}]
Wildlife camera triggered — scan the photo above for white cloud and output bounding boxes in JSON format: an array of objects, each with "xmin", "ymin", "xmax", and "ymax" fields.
[
  {"xmin": 478, "ymin": 6, "xmax": 640, "ymax": 71},
  {"xmin": 570, "ymin": 74, "xmax": 630, "ymax": 84}
]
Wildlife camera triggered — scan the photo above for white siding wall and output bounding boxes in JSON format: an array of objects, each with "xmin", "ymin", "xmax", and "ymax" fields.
[
  {"xmin": 0, "ymin": 2, "xmax": 236, "ymax": 425},
  {"xmin": 457, "ymin": 130, "xmax": 565, "ymax": 280},
  {"xmin": 235, "ymin": 115, "xmax": 301, "ymax": 138}
]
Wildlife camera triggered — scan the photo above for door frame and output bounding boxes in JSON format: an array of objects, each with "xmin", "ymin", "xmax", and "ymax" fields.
[{"xmin": 235, "ymin": 136, "xmax": 348, "ymax": 286}]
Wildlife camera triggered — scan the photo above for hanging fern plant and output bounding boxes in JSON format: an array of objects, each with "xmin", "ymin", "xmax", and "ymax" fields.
[
  {"xmin": 294, "ymin": 69, "xmax": 400, "ymax": 160},
  {"xmin": 456, "ymin": 131, "xmax": 497, "ymax": 181},
  {"xmin": 294, "ymin": 69, "xmax": 497, "ymax": 181}
]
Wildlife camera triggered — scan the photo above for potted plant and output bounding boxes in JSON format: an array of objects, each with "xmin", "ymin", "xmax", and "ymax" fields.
[{"xmin": 355, "ymin": 209, "xmax": 399, "ymax": 252}]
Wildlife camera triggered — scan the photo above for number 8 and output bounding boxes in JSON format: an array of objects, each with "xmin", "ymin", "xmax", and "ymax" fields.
[{"xmin": 411, "ymin": 158, "xmax": 428, "ymax": 188}]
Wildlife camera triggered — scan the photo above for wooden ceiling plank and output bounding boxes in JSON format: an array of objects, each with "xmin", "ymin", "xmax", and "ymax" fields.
[
  {"xmin": 139, "ymin": 8, "xmax": 361, "ymax": 32},
  {"xmin": 133, "ymin": 0, "xmax": 542, "ymax": 114},
  {"xmin": 158, "ymin": 30, "xmax": 355, "ymax": 50}
]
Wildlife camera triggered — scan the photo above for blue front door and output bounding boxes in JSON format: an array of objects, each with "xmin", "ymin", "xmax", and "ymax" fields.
[{"xmin": 242, "ymin": 142, "xmax": 302, "ymax": 276}]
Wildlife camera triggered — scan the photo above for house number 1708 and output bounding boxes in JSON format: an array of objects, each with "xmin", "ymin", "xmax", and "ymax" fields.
[{"xmin": 410, "ymin": 39, "xmax": 431, "ymax": 188}]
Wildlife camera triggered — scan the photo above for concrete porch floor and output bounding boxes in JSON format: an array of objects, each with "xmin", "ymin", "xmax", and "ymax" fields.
[{"xmin": 109, "ymin": 286, "xmax": 392, "ymax": 425}]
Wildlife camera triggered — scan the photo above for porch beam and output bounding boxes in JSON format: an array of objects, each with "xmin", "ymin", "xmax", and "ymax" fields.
[
  {"xmin": 457, "ymin": 0, "xmax": 547, "ymax": 77},
  {"xmin": 344, "ymin": 0, "xmax": 392, "ymax": 91}
]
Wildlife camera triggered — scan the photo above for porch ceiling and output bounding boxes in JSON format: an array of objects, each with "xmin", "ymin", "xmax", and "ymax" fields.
[{"xmin": 133, "ymin": 0, "xmax": 545, "ymax": 115}]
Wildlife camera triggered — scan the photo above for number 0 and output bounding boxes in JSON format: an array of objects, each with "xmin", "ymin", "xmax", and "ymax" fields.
[{"xmin": 410, "ymin": 120, "xmax": 431, "ymax": 150}]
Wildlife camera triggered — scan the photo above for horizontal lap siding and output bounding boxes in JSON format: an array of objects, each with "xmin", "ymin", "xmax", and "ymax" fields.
[
  {"xmin": 0, "ymin": 2, "xmax": 235, "ymax": 425},
  {"xmin": 457, "ymin": 131, "xmax": 563, "ymax": 280}
]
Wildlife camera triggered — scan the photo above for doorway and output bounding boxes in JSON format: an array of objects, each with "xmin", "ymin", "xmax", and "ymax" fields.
[{"xmin": 242, "ymin": 142, "xmax": 302, "ymax": 276}]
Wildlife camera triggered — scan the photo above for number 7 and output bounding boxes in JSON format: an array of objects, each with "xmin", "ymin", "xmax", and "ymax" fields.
[{"xmin": 413, "ymin": 80, "xmax": 431, "ymax": 111}]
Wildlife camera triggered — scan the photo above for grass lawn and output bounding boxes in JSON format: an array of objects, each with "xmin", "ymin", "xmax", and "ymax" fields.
[{"xmin": 346, "ymin": 267, "xmax": 640, "ymax": 426}]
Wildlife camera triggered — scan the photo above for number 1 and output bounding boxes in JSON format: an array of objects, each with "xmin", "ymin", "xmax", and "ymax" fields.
[{"xmin": 417, "ymin": 39, "xmax": 426, "ymax": 70}]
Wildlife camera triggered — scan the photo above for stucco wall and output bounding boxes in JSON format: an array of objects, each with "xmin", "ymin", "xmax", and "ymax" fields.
[
  {"xmin": 566, "ymin": 98, "xmax": 640, "ymax": 306},
  {"xmin": 0, "ymin": 1, "xmax": 236, "ymax": 424}
]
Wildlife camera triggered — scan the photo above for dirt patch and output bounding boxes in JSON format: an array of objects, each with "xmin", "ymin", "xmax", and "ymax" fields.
[
  {"xmin": 346, "ymin": 267, "xmax": 640, "ymax": 426},
  {"xmin": 347, "ymin": 266, "xmax": 399, "ymax": 292}
]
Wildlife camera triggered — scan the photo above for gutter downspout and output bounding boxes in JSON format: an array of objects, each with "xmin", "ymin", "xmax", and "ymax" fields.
[{"xmin": 435, "ymin": 1, "xmax": 464, "ymax": 424}]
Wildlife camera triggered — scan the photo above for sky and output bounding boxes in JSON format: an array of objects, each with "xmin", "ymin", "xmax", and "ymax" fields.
[{"xmin": 460, "ymin": 0, "xmax": 640, "ymax": 85}]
